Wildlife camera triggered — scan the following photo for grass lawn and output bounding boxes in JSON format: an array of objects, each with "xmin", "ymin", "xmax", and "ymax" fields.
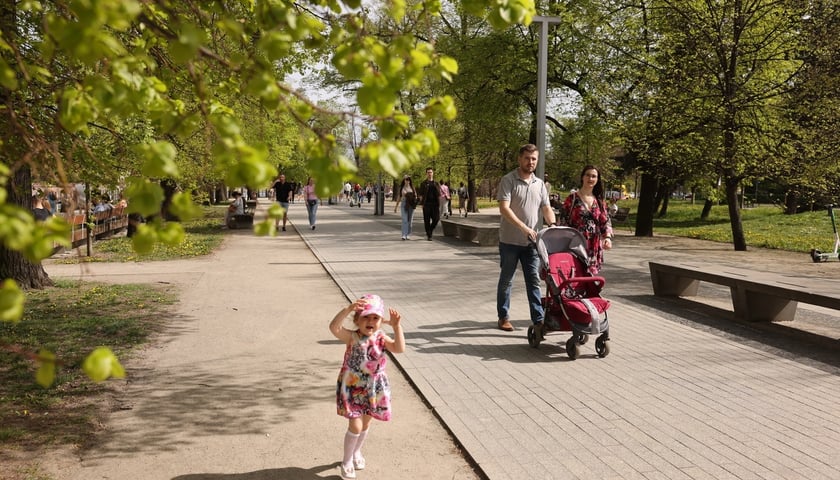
[
  {"xmin": 0, "ymin": 280, "xmax": 178, "ymax": 479},
  {"xmin": 55, "ymin": 206, "xmax": 227, "ymax": 263}
]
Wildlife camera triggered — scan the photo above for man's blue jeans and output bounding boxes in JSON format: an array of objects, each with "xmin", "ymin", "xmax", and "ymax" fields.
[{"xmin": 497, "ymin": 241, "xmax": 544, "ymax": 324}]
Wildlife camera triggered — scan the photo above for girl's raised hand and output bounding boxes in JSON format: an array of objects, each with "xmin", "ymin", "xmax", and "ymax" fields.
[{"xmin": 385, "ymin": 307, "xmax": 402, "ymax": 328}]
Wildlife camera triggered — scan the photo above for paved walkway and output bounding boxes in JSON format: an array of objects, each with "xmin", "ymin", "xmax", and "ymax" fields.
[
  {"xmin": 43, "ymin": 199, "xmax": 840, "ymax": 480},
  {"xmin": 289, "ymin": 200, "xmax": 840, "ymax": 480}
]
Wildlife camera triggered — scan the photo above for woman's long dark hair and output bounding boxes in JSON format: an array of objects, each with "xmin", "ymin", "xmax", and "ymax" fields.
[{"xmin": 579, "ymin": 165, "xmax": 605, "ymax": 201}]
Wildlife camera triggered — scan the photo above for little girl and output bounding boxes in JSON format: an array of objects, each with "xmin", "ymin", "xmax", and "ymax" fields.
[{"xmin": 329, "ymin": 294, "xmax": 405, "ymax": 480}]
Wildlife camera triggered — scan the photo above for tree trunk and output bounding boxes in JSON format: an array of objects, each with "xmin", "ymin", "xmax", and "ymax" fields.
[
  {"xmin": 784, "ymin": 191, "xmax": 798, "ymax": 214},
  {"xmin": 0, "ymin": 0, "xmax": 52, "ymax": 289},
  {"xmin": 160, "ymin": 178, "xmax": 179, "ymax": 221},
  {"xmin": 726, "ymin": 178, "xmax": 747, "ymax": 251},
  {"xmin": 464, "ymin": 128, "xmax": 477, "ymax": 214},
  {"xmin": 634, "ymin": 171, "xmax": 658, "ymax": 237},
  {"xmin": 0, "ymin": 166, "xmax": 53, "ymax": 289},
  {"xmin": 700, "ymin": 199, "xmax": 713, "ymax": 220}
]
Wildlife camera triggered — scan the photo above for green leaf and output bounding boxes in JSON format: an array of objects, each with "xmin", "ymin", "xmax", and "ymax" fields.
[
  {"xmin": 35, "ymin": 350, "xmax": 56, "ymax": 388},
  {"xmin": 82, "ymin": 347, "xmax": 126, "ymax": 383},
  {"xmin": 0, "ymin": 57, "xmax": 18, "ymax": 90},
  {"xmin": 254, "ymin": 219, "xmax": 274, "ymax": 236},
  {"xmin": 0, "ymin": 279, "xmax": 24, "ymax": 323},
  {"xmin": 169, "ymin": 23, "xmax": 206, "ymax": 64},
  {"xmin": 439, "ymin": 55, "xmax": 458, "ymax": 75},
  {"xmin": 257, "ymin": 30, "xmax": 293, "ymax": 61},
  {"xmin": 157, "ymin": 222, "xmax": 185, "ymax": 246},
  {"xmin": 168, "ymin": 192, "xmax": 202, "ymax": 222},
  {"xmin": 138, "ymin": 141, "xmax": 180, "ymax": 178},
  {"xmin": 125, "ymin": 178, "xmax": 165, "ymax": 217},
  {"xmin": 358, "ymin": 85, "xmax": 395, "ymax": 117},
  {"xmin": 131, "ymin": 224, "xmax": 157, "ymax": 255},
  {"xmin": 58, "ymin": 87, "xmax": 96, "ymax": 134}
]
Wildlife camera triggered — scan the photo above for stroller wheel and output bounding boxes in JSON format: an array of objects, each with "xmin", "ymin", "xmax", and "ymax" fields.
[
  {"xmin": 595, "ymin": 334, "xmax": 610, "ymax": 358},
  {"xmin": 578, "ymin": 334, "xmax": 589, "ymax": 345},
  {"xmin": 527, "ymin": 325, "xmax": 541, "ymax": 348},
  {"xmin": 566, "ymin": 337, "xmax": 579, "ymax": 360}
]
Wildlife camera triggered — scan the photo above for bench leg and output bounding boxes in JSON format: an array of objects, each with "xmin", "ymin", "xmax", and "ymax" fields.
[
  {"xmin": 732, "ymin": 286, "xmax": 797, "ymax": 322},
  {"xmin": 458, "ymin": 226, "xmax": 477, "ymax": 243},
  {"xmin": 441, "ymin": 222, "xmax": 457, "ymax": 237},
  {"xmin": 650, "ymin": 269, "xmax": 700, "ymax": 296},
  {"xmin": 476, "ymin": 229, "xmax": 498, "ymax": 246}
]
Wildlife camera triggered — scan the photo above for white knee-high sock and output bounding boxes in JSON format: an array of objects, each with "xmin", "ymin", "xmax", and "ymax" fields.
[
  {"xmin": 353, "ymin": 428, "xmax": 369, "ymax": 459},
  {"xmin": 343, "ymin": 430, "xmax": 360, "ymax": 465}
]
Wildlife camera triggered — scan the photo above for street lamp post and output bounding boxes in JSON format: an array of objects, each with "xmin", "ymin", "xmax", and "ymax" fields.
[{"xmin": 533, "ymin": 15, "xmax": 562, "ymax": 181}]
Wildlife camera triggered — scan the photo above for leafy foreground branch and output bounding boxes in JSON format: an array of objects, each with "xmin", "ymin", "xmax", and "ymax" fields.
[{"xmin": 0, "ymin": 279, "xmax": 177, "ymax": 475}]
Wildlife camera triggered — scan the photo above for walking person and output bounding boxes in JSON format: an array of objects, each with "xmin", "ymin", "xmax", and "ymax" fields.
[
  {"xmin": 496, "ymin": 143, "xmax": 557, "ymax": 333},
  {"xmin": 417, "ymin": 167, "xmax": 441, "ymax": 241},
  {"xmin": 329, "ymin": 294, "xmax": 405, "ymax": 480},
  {"xmin": 303, "ymin": 177, "xmax": 319, "ymax": 230},
  {"xmin": 559, "ymin": 165, "xmax": 614, "ymax": 274},
  {"xmin": 270, "ymin": 173, "xmax": 294, "ymax": 231},
  {"xmin": 439, "ymin": 180, "xmax": 450, "ymax": 219},
  {"xmin": 393, "ymin": 175, "xmax": 416, "ymax": 240},
  {"xmin": 457, "ymin": 182, "xmax": 468, "ymax": 217}
]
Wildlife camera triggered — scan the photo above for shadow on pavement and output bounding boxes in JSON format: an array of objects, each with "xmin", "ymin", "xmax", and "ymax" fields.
[{"xmin": 172, "ymin": 464, "xmax": 339, "ymax": 479}]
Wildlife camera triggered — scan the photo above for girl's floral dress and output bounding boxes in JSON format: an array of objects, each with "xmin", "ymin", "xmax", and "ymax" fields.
[
  {"xmin": 561, "ymin": 192, "xmax": 613, "ymax": 274},
  {"xmin": 336, "ymin": 329, "xmax": 392, "ymax": 421}
]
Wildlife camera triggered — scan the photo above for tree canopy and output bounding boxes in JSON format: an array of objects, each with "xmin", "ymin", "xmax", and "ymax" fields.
[{"xmin": 0, "ymin": 0, "xmax": 536, "ymax": 385}]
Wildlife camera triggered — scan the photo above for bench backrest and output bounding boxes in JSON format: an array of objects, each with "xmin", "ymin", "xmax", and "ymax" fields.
[{"xmin": 611, "ymin": 207, "xmax": 630, "ymax": 221}]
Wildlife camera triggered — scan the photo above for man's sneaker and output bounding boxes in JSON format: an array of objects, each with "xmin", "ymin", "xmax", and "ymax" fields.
[
  {"xmin": 353, "ymin": 455, "xmax": 366, "ymax": 470},
  {"xmin": 498, "ymin": 318, "xmax": 514, "ymax": 331},
  {"xmin": 340, "ymin": 462, "xmax": 356, "ymax": 479}
]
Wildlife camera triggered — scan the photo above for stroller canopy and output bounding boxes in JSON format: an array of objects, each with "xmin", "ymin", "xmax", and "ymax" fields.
[{"xmin": 536, "ymin": 226, "xmax": 590, "ymax": 268}]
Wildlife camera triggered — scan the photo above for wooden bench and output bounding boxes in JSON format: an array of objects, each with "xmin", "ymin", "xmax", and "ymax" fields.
[
  {"xmin": 648, "ymin": 260, "xmax": 840, "ymax": 322},
  {"xmin": 441, "ymin": 218, "xmax": 499, "ymax": 246},
  {"xmin": 610, "ymin": 207, "xmax": 631, "ymax": 232},
  {"xmin": 228, "ymin": 200, "xmax": 255, "ymax": 229}
]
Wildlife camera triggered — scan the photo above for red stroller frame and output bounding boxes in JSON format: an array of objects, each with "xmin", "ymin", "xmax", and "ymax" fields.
[{"xmin": 530, "ymin": 227, "xmax": 612, "ymax": 359}]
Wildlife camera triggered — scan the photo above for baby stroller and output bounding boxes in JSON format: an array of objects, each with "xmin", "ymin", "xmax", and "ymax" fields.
[{"xmin": 528, "ymin": 226, "xmax": 611, "ymax": 359}]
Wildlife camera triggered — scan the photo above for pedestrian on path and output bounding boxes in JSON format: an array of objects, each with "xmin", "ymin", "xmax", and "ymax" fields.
[
  {"xmin": 559, "ymin": 165, "xmax": 613, "ymax": 274},
  {"xmin": 303, "ymin": 177, "xmax": 319, "ymax": 230},
  {"xmin": 439, "ymin": 180, "xmax": 450, "ymax": 219},
  {"xmin": 457, "ymin": 182, "xmax": 468, "ymax": 217},
  {"xmin": 496, "ymin": 143, "xmax": 556, "ymax": 332},
  {"xmin": 393, "ymin": 175, "xmax": 416, "ymax": 240},
  {"xmin": 329, "ymin": 294, "xmax": 406, "ymax": 480},
  {"xmin": 271, "ymin": 173, "xmax": 293, "ymax": 231},
  {"xmin": 418, "ymin": 167, "xmax": 441, "ymax": 241}
]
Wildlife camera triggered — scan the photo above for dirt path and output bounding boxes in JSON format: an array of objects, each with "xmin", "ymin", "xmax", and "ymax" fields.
[{"xmin": 36, "ymin": 228, "xmax": 479, "ymax": 480}]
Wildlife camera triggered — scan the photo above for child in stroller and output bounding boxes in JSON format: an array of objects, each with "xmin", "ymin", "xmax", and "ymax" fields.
[{"xmin": 530, "ymin": 226, "xmax": 611, "ymax": 359}]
